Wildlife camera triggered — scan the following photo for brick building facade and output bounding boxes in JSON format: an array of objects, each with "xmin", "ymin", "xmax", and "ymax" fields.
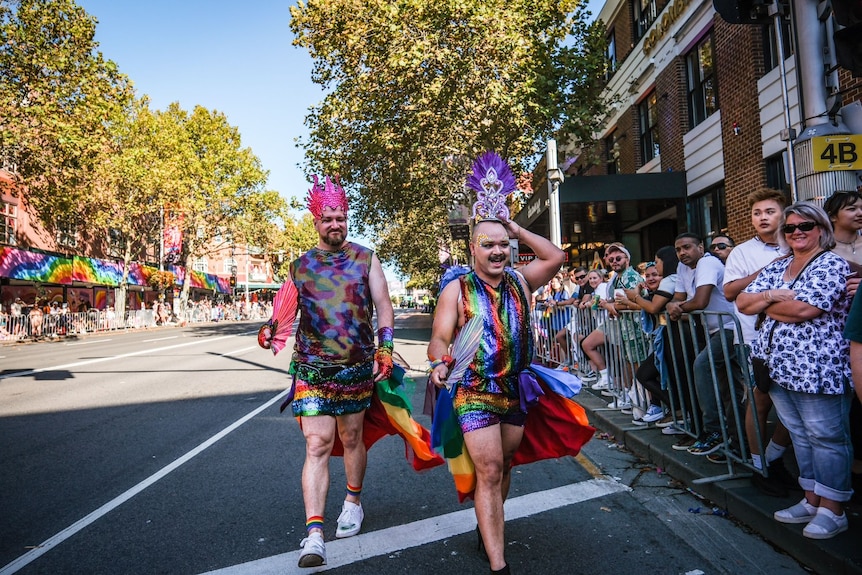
[{"xmin": 517, "ymin": 0, "xmax": 862, "ymax": 265}]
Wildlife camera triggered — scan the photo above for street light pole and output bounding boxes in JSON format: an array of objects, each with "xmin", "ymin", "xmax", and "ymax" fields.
[
  {"xmin": 546, "ymin": 139, "xmax": 564, "ymax": 248},
  {"xmin": 245, "ymin": 250, "xmax": 250, "ymax": 308}
]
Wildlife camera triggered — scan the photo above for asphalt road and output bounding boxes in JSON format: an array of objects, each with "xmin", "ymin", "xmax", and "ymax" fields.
[{"xmin": 0, "ymin": 312, "xmax": 808, "ymax": 575}]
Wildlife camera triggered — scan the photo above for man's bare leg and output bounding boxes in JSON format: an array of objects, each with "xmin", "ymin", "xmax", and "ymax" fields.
[
  {"xmin": 300, "ymin": 415, "xmax": 337, "ymax": 533},
  {"xmin": 337, "ymin": 411, "xmax": 367, "ymax": 504}
]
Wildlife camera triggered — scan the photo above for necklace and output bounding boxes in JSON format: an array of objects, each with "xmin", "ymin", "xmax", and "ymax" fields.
[{"xmin": 836, "ymin": 236, "xmax": 857, "ymax": 254}]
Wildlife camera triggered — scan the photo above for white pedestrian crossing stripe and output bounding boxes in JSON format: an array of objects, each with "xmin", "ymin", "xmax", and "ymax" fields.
[{"xmin": 200, "ymin": 478, "xmax": 630, "ymax": 575}]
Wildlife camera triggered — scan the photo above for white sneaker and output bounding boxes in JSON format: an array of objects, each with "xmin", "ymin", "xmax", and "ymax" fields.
[
  {"xmin": 641, "ymin": 405, "xmax": 666, "ymax": 423},
  {"xmin": 335, "ymin": 500, "xmax": 364, "ymax": 538},
  {"xmin": 298, "ymin": 532, "xmax": 326, "ymax": 567},
  {"xmin": 591, "ymin": 380, "xmax": 609, "ymax": 391},
  {"xmin": 661, "ymin": 424, "xmax": 686, "ymax": 436},
  {"xmin": 607, "ymin": 395, "xmax": 632, "ymax": 410}
]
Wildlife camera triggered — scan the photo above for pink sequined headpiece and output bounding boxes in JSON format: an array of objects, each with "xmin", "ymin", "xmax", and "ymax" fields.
[{"xmin": 307, "ymin": 175, "xmax": 349, "ymax": 218}]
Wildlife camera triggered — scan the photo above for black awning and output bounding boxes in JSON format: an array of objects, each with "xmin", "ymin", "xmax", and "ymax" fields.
[{"xmin": 560, "ymin": 172, "xmax": 687, "ymax": 203}]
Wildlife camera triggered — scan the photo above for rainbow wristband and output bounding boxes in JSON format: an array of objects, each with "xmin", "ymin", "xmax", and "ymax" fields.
[{"xmin": 377, "ymin": 327, "xmax": 394, "ymax": 351}]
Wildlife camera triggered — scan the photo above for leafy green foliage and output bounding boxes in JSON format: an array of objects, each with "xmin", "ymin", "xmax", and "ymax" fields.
[
  {"xmin": 290, "ymin": 0, "xmax": 610, "ymax": 279},
  {"xmin": 0, "ymin": 0, "xmax": 134, "ymax": 227}
]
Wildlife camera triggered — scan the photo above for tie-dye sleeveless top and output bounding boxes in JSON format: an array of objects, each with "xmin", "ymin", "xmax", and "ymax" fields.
[
  {"xmin": 459, "ymin": 268, "xmax": 532, "ymax": 395},
  {"xmin": 290, "ymin": 242, "xmax": 375, "ymax": 365}
]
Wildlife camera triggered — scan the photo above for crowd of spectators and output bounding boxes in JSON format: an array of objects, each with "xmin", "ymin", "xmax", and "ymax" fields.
[
  {"xmin": 0, "ymin": 296, "xmax": 273, "ymax": 341},
  {"xmin": 530, "ymin": 188, "xmax": 861, "ymax": 541}
]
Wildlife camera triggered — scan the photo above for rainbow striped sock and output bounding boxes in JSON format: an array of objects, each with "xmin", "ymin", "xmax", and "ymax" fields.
[
  {"xmin": 347, "ymin": 483, "xmax": 362, "ymax": 498},
  {"xmin": 305, "ymin": 516, "xmax": 324, "ymax": 534}
]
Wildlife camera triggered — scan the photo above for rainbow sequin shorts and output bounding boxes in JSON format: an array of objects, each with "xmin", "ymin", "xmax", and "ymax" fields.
[
  {"xmin": 453, "ymin": 386, "xmax": 526, "ymax": 433},
  {"xmin": 290, "ymin": 361, "xmax": 374, "ymax": 417}
]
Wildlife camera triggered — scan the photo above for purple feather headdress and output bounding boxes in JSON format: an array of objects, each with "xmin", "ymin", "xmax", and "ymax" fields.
[{"xmin": 466, "ymin": 151, "xmax": 516, "ymax": 222}]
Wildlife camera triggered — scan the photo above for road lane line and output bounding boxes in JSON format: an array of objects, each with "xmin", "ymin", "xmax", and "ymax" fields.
[
  {"xmin": 0, "ymin": 388, "xmax": 291, "ymax": 575},
  {"xmin": 200, "ymin": 478, "xmax": 630, "ymax": 575},
  {"xmin": 142, "ymin": 336, "xmax": 179, "ymax": 342},
  {"xmin": 217, "ymin": 345, "xmax": 259, "ymax": 357},
  {"xmin": 64, "ymin": 339, "xmax": 112, "ymax": 346},
  {"xmin": 0, "ymin": 334, "xmax": 243, "ymax": 380}
]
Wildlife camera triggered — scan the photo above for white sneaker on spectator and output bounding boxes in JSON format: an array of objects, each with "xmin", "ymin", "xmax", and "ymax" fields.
[
  {"xmin": 580, "ymin": 370, "xmax": 598, "ymax": 383},
  {"xmin": 591, "ymin": 380, "xmax": 609, "ymax": 391},
  {"xmin": 661, "ymin": 424, "xmax": 686, "ymax": 435},
  {"xmin": 641, "ymin": 405, "xmax": 665, "ymax": 423},
  {"xmin": 607, "ymin": 394, "xmax": 632, "ymax": 410}
]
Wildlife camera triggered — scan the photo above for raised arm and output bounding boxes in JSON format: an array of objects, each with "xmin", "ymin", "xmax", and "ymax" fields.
[{"xmin": 502, "ymin": 219, "xmax": 565, "ymax": 293}]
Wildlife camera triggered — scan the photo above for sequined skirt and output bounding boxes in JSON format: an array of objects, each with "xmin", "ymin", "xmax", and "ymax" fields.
[
  {"xmin": 291, "ymin": 361, "xmax": 374, "ymax": 417},
  {"xmin": 453, "ymin": 386, "xmax": 525, "ymax": 433}
]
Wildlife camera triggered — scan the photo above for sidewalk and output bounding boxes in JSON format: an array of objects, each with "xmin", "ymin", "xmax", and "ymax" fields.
[{"xmin": 394, "ymin": 310, "xmax": 862, "ymax": 575}]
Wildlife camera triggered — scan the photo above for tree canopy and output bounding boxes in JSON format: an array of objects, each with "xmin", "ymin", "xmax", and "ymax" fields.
[
  {"xmin": 0, "ymin": 0, "xmax": 134, "ymax": 226},
  {"xmin": 290, "ymin": 0, "xmax": 609, "ymax": 282}
]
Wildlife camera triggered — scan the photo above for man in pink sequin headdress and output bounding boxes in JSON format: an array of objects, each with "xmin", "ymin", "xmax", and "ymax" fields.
[{"xmin": 269, "ymin": 173, "xmax": 441, "ymax": 569}]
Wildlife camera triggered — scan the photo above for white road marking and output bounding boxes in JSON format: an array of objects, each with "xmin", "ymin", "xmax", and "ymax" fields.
[
  {"xmin": 64, "ymin": 339, "xmax": 112, "ymax": 346},
  {"xmin": 0, "ymin": 334, "xmax": 248, "ymax": 380},
  {"xmin": 217, "ymin": 345, "xmax": 259, "ymax": 357},
  {"xmin": 0, "ymin": 388, "xmax": 292, "ymax": 575},
  {"xmin": 142, "ymin": 335, "xmax": 179, "ymax": 342},
  {"xmin": 199, "ymin": 478, "xmax": 630, "ymax": 575}
]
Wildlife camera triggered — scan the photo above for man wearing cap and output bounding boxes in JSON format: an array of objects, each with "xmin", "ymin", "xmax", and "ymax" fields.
[{"xmin": 581, "ymin": 243, "xmax": 647, "ymax": 405}]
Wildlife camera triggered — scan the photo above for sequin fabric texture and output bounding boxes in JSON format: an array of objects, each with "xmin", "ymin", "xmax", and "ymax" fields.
[
  {"xmin": 453, "ymin": 269, "xmax": 532, "ymax": 432},
  {"xmin": 291, "ymin": 362, "xmax": 374, "ymax": 416},
  {"xmin": 289, "ymin": 242, "xmax": 377, "ymax": 416}
]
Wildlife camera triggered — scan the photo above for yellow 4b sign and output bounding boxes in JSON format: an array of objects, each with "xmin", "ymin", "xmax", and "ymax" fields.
[{"xmin": 811, "ymin": 135, "xmax": 862, "ymax": 171}]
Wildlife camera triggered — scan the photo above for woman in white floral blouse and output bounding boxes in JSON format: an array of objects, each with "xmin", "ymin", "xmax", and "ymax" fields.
[{"xmin": 738, "ymin": 201, "xmax": 852, "ymax": 540}]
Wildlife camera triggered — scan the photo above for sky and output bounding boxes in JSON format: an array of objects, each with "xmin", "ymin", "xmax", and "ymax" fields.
[
  {"xmin": 78, "ymin": 0, "xmax": 315, "ymax": 207},
  {"xmin": 75, "ymin": 0, "xmax": 604, "ymax": 276}
]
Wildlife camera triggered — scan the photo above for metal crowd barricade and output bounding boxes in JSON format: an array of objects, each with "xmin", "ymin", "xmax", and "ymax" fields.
[
  {"xmin": 660, "ymin": 310, "xmax": 768, "ymax": 485},
  {"xmin": 597, "ymin": 310, "xmax": 651, "ymax": 417}
]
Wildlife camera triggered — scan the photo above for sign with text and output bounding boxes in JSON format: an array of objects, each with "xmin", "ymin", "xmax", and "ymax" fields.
[{"xmin": 811, "ymin": 135, "xmax": 862, "ymax": 171}]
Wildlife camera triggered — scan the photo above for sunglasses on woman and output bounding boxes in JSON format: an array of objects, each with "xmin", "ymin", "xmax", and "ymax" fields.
[{"xmin": 781, "ymin": 221, "xmax": 818, "ymax": 234}]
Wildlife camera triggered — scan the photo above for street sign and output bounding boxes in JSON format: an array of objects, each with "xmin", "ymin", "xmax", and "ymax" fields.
[{"xmin": 811, "ymin": 134, "xmax": 862, "ymax": 171}]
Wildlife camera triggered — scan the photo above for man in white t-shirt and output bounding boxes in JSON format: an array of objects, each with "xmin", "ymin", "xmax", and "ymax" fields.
[
  {"xmin": 723, "ymin": 189, "xmax": 795, "ymax": 497},
  {"xmin": 666, "ymin": 233, "xmax": 740, "ymax": 456}
]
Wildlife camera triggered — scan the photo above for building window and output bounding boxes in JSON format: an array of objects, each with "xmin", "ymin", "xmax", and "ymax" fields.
[
  {"xmin": 605, "ymin": 133, "xmax": 619, "ymax": 174},
  {"xmin": 1, "ymin": 201, "xmax": 16, "ymax": 245},
  {"xmin": 108, "ymin": 228, "xmax": 124, "ymax": 258},
  {"xmin": 762, "ymin": 19, "xmax": 794, "ymax": 73},
  {"xmin": 765, "ymin": 153, "xmax": 790, "ymax": 193},
  {"xmin": 638, "ymin": 91, "xmax": 660, "ymax": 164},
  {"xmin": 605, "ymin": 31, "xmax": 617, "ymax": 81},
  {"xmin": 56, "ymin": 221, "xmax": 78, "ymax": 249},
  {"xmin": 687, "ymin": 185, "xmax": 727, "ymax": 239},
  {"xmin": 223, "ymin": 257, "xmax": 238, "ymax": 275},
  {"xmin": 686, "ymin": 33, "xmax": 719, "ymax": 129},
  {"xmin": 634, "ymin": 0, "xmax": 658, "ymax": 42},
  {"xmin": 193, "ymin": 257, "xmax": 208, "ymax": 273}
]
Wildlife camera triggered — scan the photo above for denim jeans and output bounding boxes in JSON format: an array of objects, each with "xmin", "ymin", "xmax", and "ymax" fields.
[
  {"xmin": 769, "ymin": 382, "xmax": 853, "ymax": 502},
  {"xmin": 693, "ymin": 329, "xmax": 743, "ymax": 435}
]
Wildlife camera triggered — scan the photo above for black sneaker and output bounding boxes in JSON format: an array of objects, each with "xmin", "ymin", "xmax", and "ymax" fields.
[
  {"xmin": 752, "ymin": 470, "xmax": 789, "ymax": 498},
  {"xmin": 687, "ymin": 431, "xmax": 724, "ymax": 456},
  {"xmin": 706, "ymin": 451, "xmax": 727, "ymax": 464},
  {"xmin": 672, "ymin": 436, "xmax": 698, "ymax": 451}
]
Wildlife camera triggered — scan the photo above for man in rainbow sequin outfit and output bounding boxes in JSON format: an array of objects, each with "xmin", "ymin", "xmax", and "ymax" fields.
[
  {"xmin": 290, "ymin": 175, "xmax": 395, "ymax": 568},
  {"xmin": 428, "ymin": 152, "xmax": 568, "ymax": 575}
]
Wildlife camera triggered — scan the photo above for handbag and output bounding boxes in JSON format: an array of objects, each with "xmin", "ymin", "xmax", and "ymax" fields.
[{"xmin": 751, "ymin": 250, "xmax": 827, "ymax": 392}]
